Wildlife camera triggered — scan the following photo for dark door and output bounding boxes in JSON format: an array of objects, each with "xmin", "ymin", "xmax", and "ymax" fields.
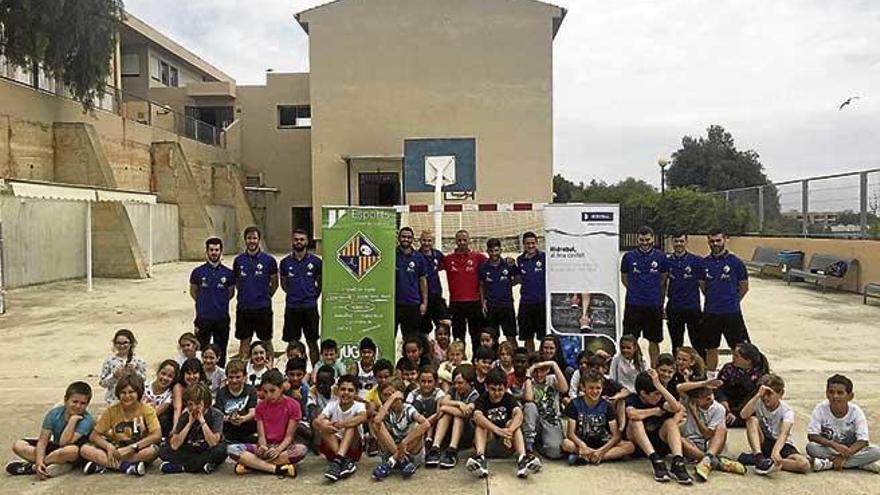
[
  {"xmin": 291, "ymin": 207, "xmax": 314, "ymax": 248},
  {"xmin": 359, "ymin": 173, "xmax": 400, "ymax": 206}
]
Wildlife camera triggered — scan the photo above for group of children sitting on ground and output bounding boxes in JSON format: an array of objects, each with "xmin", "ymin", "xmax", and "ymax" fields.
[{"xmin": 7, "ymin": 324, "xmax": 880, "ymax": 485}]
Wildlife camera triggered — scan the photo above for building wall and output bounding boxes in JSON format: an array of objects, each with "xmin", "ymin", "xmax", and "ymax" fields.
[
  {"xmin": 300, "ymin": 0, "xmax": 560, "ymax": 238},
  {"xmin": 124, "ymin": 202, "xmax": 181, "ymax": 264},
  {"xmin": 205, "ymin": 205, "xmax": 239, "ymax": 252},
  {"xmin": 237, "ymin": 73, "xmax": 312, "ymax": 250}
]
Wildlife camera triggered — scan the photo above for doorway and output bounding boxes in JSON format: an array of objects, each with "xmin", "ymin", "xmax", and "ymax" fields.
[{"xmin": 358, "ymin": 173, "xmax": 400, "ymax": 206}]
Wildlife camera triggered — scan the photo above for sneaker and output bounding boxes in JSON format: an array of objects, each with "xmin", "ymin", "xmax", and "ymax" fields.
[
  {"xmin": 717, "ymin": 456, "xmax": 747, "ymax": 475},
  {"xmin": 861, "ymin": 461, "xmax": 880, "ymax": 474},
  {"xmin": 439, "ymin": 449, "xmax": 458, "ymax": 469},
  {"xmin": 324, "ymin": 459, "xmax": 342, "ymax": 482},
  {"xmin": 276, "ymin": 464, "xmax": 297, "ymax": 479},
  {"xmin": 669, "ymin": 457, "xmax": 693, "ymax": 485},
  {"xmin": 234, "ymin": 463, "xmax": 251, "ymax": 476},
  {"xmin": 44, "ymin": 463, "xmax": 71, "ymax": 478},
  {"xmin": 202, "ymin": 462, "xmax": 217, "ymax": 474},
  {"xmin": 811, "ymin": 457, "xmax": 833, "ymax": 472},
  {"xmin": 525, "ymin": 453, "xmax": 543, "ymax": 473},
  {"xmin": 425, "ymin": 447, "xmax": 441, "ymax": 468},
  {"xmin": 754, "ymin": 454, "xmax": 775, "ymax": 475},
  {"xmin": 338, "ymin": 457, "xmax": 357, "ymax": 478},
  {"xmin": 5, "ymin": 460, "xmax": 35, "ymax": 476},
  {"xmin": 160, "ymin": 461, "xmax": 185, "ymax": 474},
  {"xmin": 372, "ymin": 460, "xmax": 394, "ymax": 481},
  {"xmin": 516, "ymin": 455, "xmax": 530, "ymax": 479},
  {"xmin": 694, "ymin": 456, "xmax": 712, "ymax": 482},
  {"xmin": 466, "ymin": 454, "xmax": 489, "ymax": 478},
  {"xmin": 737, "ymin": 452, "xmax": 755, "ymax": 466},
  {"xmin": 82, "ymin": 461, "xmax": 105, "ymax": 476},
  {"xmin": 399, "ymin": 455, "xmax": 418, "ymax": 479},
  {"xmin": 123, "ymin": 461, "xmax": 146, "ymax": 477},
  {"xmin": 366, "ymin": 437, "xmax": 380, "ymax": 457},
  {"xmin": 651, "ymin": 458, "xmax": 671, "ymax": 482}
]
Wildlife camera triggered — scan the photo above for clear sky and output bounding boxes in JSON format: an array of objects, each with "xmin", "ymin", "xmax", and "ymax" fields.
[{"xmin": 125, "ymin": 0, "xmax": 880, "ymax": 188}]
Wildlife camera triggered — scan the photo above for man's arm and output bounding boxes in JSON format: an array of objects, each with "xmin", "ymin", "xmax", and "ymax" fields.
[
  {"xmin": 621, "ymin": 273, "xmax": 629, "ymax": 289},
  {"xmin": 738, "ymin": 279, "xmax": 749, "ymax": 300},
  {"xmin": 189, "ymin": 283, "xmax": 199, "ymax": 301},
  {"xmin": 269, "ymin": 273, "xmax": 279, "ymax": 296}
]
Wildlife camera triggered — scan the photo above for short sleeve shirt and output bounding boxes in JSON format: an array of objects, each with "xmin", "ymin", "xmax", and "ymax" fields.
[
  {"xmin": 701, "ymin": 251, "xmax": 748, "ymax": 315},
  {"xmin": 451, "ymin": 387, "xmax": 480, "ymax": 405},
  {"xmin": 384, "ymin": 403, "xmax": 420, "ymax": 442},
  {"xmin": 532, "ymin": 375, "xmax": 562, "ymax": 425},
  {"xmin": 420, "ymin": 249, "xmax": 445, "ymax": 296},
  {"xmin": 808, "ymin": 401, "xmax": 870, "ymax": 446},
  {"xmin": 406, "ymin": 388, "xmax": 446, "ymax": 417},
  {"xmin": 479, "ymin": 260, "xmax": 516, "ymax": 308},
  {"xmin": 174, "ymin": 408, "xmax": 224, "ymax": 451},
  {"xmin": 233, "ymin": 251, "xmax": 278, "ymax": 310},
  {"xmin": 94, "ymin": 402, "xmax": 161, "ymax": 447},
  {"xmin": 666, "ymin": 252, "xmax": 702, "ymax": 311},
  {"xmin": 625, "ymin": 394, "xmax": 669, "ymax": 432},
  {"xmin": 279, "ymin": 253, "xmax": 322, "ymax": 308},
  {"xmin": 143, "ymin": 382, "xmax": 172, "ymax": 408},
  {"xmin": 189, "ymin": 262, "xmax": 235, "ymax": 320},
  {"xmin": 396, "ymin": 248, "xmax": 428, "ymax": 305},
  {"xmin": 516, "ymin": 251, "xmax": 546, "ymax": 305},
  {"xmin": 621, "ymin": 247, "xmax": 668, "ymax": 307},
  {"xmin": 255, "ymin": 396, "xmax": 301, "ymax": 445},
  {"xmin": 756, "ymin": 399, "xmax": 796, "ymax": 446},
  {"xmin": 443, "ymin": 251, "xmax": 487, "ymax": 303},
  {"xmin": 564, "ymin": 397, "xmax": 616, "ymax": 444},
  {"xmin": 215, "ymin": 384, "xmax": 258, "ymax": 442},
  {"xmin": 41, "ymin": 406, "xmax": 95, "ymax": 444},
  {"xmin": 320, "ymin": 400, "xmax": 367, "ymax": 424},
  {"xmin": 682, "ymin": 400, "xmax": 725, "ymax": 442},
  {"xmin": 475, "ymin": 392, "xmax": 518, "ymax": 429}
]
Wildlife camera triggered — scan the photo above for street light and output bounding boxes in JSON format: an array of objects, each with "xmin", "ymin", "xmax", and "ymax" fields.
[{"xmin": 657, "ymin": 157, "xmax": 669, "ymax": 195}]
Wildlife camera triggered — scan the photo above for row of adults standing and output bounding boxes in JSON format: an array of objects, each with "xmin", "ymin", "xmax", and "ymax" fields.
[{"xmin": 188, "ymin": 226, "xmax": 548, "ymax": 368}]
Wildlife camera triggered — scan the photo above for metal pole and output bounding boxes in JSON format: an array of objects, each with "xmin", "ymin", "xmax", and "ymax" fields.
[
  {"xmin": 757, "ymin": 186, "xmax": 765, "ymax": 233},
  {"xmin": 434, "ymin": 176, "xmax": 443, "ymax": 248},
  {"xmin": 148, "ymin": 203, "xmax": 154, "ymax": 276},
  {"xmin": 860, "ymin": 172, "xmax": 868, "ymax": 239},
  {"xmin": 801, "ymin": 179, "xmax": 809, "ymax": 237},
  {"xmin": 86, "ymin": 201, "xmax": 93, "ymax": 292},
  {"xmin": 0, "ymin": 221, "xmax": 5, "ymax": 314}
]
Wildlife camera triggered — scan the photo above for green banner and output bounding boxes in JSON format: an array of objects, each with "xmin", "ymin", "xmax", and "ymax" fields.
[{"xmin": 322, "ymin": 207, "xmax": 397, "ymax": 367}]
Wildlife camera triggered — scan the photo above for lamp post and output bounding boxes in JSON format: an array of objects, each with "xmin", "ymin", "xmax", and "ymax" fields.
[
  {"xmin": 657, "ymin": 157, "xmax": 669, "ymax": 248},
  {"xmin": 657, "ymin": 157, "xmax": 669, "ymax": 195}
]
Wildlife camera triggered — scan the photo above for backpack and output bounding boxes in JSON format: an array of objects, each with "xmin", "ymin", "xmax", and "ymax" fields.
[{"xmin": 825, "ymin": 261, "xmax": 848, "ymax": 278}]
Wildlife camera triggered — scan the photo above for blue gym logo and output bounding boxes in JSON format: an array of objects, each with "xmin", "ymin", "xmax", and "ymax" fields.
[{"xmin": 337, "ymin": 232, "xmax": 381, "ymax": 281}]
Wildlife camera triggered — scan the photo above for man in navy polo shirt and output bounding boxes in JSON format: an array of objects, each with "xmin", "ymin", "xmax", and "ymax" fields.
[
  {"xmin": 480, "ymin": 237, "xmax": 519, "ymax": 344},
  {"xmin": 189, "ymin": 237, "xmax": 235, "ymax": 367},
  {"xmin": 233, "ymin": 226, "xmax": 278, "ymax": 361},
  {"xmin": 699, "ymin": 227, "xmax": 750, "ymax": 373},
  {"xmin": 664, "ymin": 232, "xmax": 703, "ymax": 358},
  {"xmin": 280, "ymin": 229, "xmax": 322, "ymax": 366},
  {"xmin": 396, "ymin": 227, "xmax": 428, "ymax": 341},
  {"xmin": 418, "ymin": 229, "xmax": 451, "ymax": 335},
  {"xmin": 517, "ymin": 231, "xmax": 546, "ymax": 354},
  {"xmin": 620, "ymin": 226, "xmax": 668, "ymax": 368}
]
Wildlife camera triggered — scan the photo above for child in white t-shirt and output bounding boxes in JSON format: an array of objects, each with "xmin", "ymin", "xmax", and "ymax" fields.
[
  {"xmin": 740, "ymin": 374, "xmax": 810, "ymax": 475},
  {"xmin": 807, "ymin": 374, "xmax": 880, "ymax": 473},
  {"xmin": 314, "ymin": 375, "xmax": 367, "ymax": 483},
  {"xmin": 678, "ymin": 384, "xmax": 745, "ymax": 481}
]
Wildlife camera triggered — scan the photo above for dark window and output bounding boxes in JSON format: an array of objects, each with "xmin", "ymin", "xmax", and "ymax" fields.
[
  {"xmin": 359, "ymin": 173, "xmax": 400, "ymax": 206},
  {"xmin": 278, "ymin": 105, "xmax": 311, "ymax": 128},
  {"xmin": 160, "ymin": 61, "xmax": 170, "ymax": 85}
]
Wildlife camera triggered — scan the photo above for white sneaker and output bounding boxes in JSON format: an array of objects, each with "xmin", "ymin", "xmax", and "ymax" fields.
[
  {"xmin": 861, "ymin": 461, "xmax": 880, "ymax": 474},
  {"xmin": 812, "ymin": 457, "xmax": 833, "ymax": 472},
  {"xmin": 44, "ymin": 463, "xmax": 72, "ymax": 478}
]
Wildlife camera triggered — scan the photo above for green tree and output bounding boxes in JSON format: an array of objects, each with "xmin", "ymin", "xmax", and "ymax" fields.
[
  {"xmin": 552, "ymin": 174, "xmax": 656, "ymax": 206},
  {"xmin": 668, "ymin": 125, "xmax": 771, "ymax": 191},
  {"xmin": 0, "ymin": 0, "xmax": 125, "ymax": 110}
]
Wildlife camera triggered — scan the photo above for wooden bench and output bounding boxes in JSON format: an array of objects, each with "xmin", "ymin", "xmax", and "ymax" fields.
[
  {"xmin": 865, "ymin": 283, "xmax": 880, "ymax": 305},
  {"xmin": 744, "ymin": 246, "xmax": 782, "ymax": 276},
  {"xmin": 786, "ymin": 254, "xmax": 860, "ymax": 292}
]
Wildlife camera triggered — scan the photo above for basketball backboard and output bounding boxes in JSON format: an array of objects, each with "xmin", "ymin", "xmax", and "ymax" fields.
[{"xmin": 404, "ymin": 138, "xmax": 476, "ymax": 193}]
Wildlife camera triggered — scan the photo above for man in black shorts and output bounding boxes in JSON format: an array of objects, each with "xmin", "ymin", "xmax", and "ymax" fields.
[
  {"xmin": 516, "ymin": 232, "xmax": 546, "ymax": 354},
  {"xmin": 189, "ymin": 237, "xmax": 236, "ymax": 366},
  {"xmin": 620, "ymin": 226, "xmax": 668, "ymax": 368},
  {"xmin": 699, "ymin": 228, "xmax": 750, "ymax": 373},
  {"xmin": 233, "ymin": 226, "xmax": 278, "ymax": 360},
  {"xmin": 280, "ymin": 229, "xmax": 322, "ymax": 365},
  {"xmin": 395, "ymin": 227, "xmax": 428, "ymax": 343}
]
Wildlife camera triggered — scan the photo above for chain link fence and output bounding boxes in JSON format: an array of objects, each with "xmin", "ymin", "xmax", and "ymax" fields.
[{"xmin": 707, "ymin": 169, "xmax": 880, "ymax": 239}]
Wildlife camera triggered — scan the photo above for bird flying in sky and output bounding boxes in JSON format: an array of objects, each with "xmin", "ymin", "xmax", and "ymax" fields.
[{"xmin": 839, "ymin": 96, "xmax": 861, "ymax": 110}]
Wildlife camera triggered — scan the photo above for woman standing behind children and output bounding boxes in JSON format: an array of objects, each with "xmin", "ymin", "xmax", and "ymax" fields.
[
  {"xmin": 99, "ymin": 329, "xmax": 147, "ymax": 404},
  {"xmin": 609, "ymin": 335, "xmax": 645, "ymax": 392}
]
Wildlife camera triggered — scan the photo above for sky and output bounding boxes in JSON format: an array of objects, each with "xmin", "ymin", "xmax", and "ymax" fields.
[{"xmin": 125, "ymin": 0, "xmax": 880, "ymax": 190}]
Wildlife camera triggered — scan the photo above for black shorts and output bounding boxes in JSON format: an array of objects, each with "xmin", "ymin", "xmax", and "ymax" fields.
[
  {"xmin": 235, "ymin": 307, "xmax": 274, "ymax": 341},
  {"xmin": 23, "ymin": 438, "xmax": 62, "ymax": 455},
  {"xmin": 632, "ymin": 428, "xmax": 672, "ymax": 458},
  {"xmin": 665, "ymin": 307, "xmax": 701, "ymax": 350},
  {"xmin": 760, "ymin": 437, "xmax": 799, "ymax": 459},
  {"xmin": 486, "ymin": 306, "xmax": 517, "ymax": 338},
  {"xmin": 700, "ymin": 312, "xmax": 748, "ymax": 350},
  {"xmin": 581, "ymin": 437, "xmax": 609, "ymax": 450},
  {"xmin": 425, "ymin": 293, "xmax": 449, "ymax": 323},
  {"xmin": 283, "ymin": 307, "xmax": 320, "ymax": 343},
  {"xmin": 517, "ymin": 303, "xmax": 546, "ymax": 340},
  {"xmin": 396, "ymin": 303, "xmax": 422, "ymax": 337},
  {"xmin": 623, "ymin": 305, "xmax": 663, "ymax": 343}
]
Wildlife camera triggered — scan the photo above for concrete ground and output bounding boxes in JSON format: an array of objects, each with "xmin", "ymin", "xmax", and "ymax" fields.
[{"xmin": 0, "ymin": 256, "xmax": 879, "ymax": 494}]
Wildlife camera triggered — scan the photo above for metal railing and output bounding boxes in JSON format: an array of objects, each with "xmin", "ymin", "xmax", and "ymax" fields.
[{"xmin": 707, "ymin": 168, "xmax": 880, "ymax": 239}]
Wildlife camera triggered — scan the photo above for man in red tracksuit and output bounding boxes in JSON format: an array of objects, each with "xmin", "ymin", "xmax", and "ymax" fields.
[{"xmin": 442, "ymin": 230, "xmax": 487, "ymax": 350}]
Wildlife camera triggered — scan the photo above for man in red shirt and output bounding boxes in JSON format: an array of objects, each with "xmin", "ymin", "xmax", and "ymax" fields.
[{"xmin": 442, "ymin": 230, "xmax": 487, "ymax": 350}]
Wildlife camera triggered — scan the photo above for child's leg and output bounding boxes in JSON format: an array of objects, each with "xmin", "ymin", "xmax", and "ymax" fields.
[
  {"xmin": 850, "ymin": 445, "xmax": 880, "ymax": 469},
  {"xmin": 681, "ymin": 437, "xmax": 705, "ymax": 462},
  {"xmin": 601, "ymin": 441, "xmax": 635, "ymax": 461},
  {"xmin": 236, "ymin": 450, "xmax": 284, "ymax": 473},
  {"xmin": 626, "ymin": 420, "xmax": 655, "ymax": 456},
  {"xmin": 161, "ymin": 444, "xmax": 226, "ymax": 472},
  {"xmin": 521, "ymin": 402, "xmax": 538, "ymax": 451},
  {"xmin": 79, "ymin": 444, "xmax": 114, "ymax": 469},
  {"xmin": 432, "ymin": 413, "xmax": 452, "ymax": 449},
  {"xmin": 274, "ymin": 444, "xmax": 307, "ymax": 466},
  {"xmin": 374, "ymin": 423, "xmax": 400, "ymax": 460},
  {"xmin": 706, "ymin": 426, "xmax": 727, "ymax": 456},
  {"xmin": 560, "ymin": 439, "xmax": 577, "ymax": 454},
  {"xmin": 744, "ymin": 416, "xmax": 763, "ymax": 454},
  {"xmin": 659, "ymin": 418, "xmax": 684, "ymax": 456},
  {"xmin": 614, "ymin": 400, "xmax": 627, "ymax": 432},
  {"xmin": 779, "ymin": 452, "xmax": 810, "ymax": 474},
  {"xmin": 512, "ymin": 428, "xmax": 526, "ymax": 457},
  {"xmin": 337, "ymin": 427, "xmax": 359, "ymax": 458},
  {"xmin": 538, "ymin": 418, "xmax": 565, "ymax": 459},
  {"xmin": 473, "ymin": 425, "xmax": 488, "ymax": 455},
  {"xmin": 403, "ymin": 433, "xmax": 425, "ymax": 458},
  {"xmin": 44, "ymin": 445, "xmax": 80, "ymax": 466},
  {"xmin": 449, "ymin": 416, "xmax": 468, "ymax": 449},
  {"xmin": 11, "ymin": 440, "xmax": 37, "ymax": 462}
]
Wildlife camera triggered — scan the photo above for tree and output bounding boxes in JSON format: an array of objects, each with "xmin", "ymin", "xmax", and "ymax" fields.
[
  {"xmin": 552, "ymin": 174, "xmax": 656, "ymax": 206},
  {"xmin": 668, "ymin": 125, "xmax": 771, "ymax": 191},
  {"xmin": 0, "ymin": 0, "xmax": 125, "ymax": 110}
]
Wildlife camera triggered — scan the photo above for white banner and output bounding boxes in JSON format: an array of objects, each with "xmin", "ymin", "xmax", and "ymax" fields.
[{"xmin": 544, "ymin": 204, "xmax": 620, "ymax": 357}]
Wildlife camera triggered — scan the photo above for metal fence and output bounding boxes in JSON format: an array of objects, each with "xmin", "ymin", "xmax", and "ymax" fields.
[{"xmin": 707, "ymin": 169, "xmax": 880, "ymax": 239}]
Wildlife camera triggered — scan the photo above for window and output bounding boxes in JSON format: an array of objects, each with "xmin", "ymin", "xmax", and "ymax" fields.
[
  {"xmin": 160, "ymin": 61, "xmax": 170, "ymax": 86},
  {"xmin": 150, "ymin": 55, "xmax": 160, "ymax": 80},
  {"xmin": 278, "ymin": 105, "xmax": 311, "ymax": 128},
  {"xmin": 169, "ymin": 66, "xmax": 179, "ymax": 87},
  {"xmin": 122, "ymin": 53, "xmax": 140, "ymax": 76}
]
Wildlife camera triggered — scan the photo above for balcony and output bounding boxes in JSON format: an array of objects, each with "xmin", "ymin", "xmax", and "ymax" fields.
[{"xmin": 185, "ymin": 81, "xmax": 236, "ymax": 98}]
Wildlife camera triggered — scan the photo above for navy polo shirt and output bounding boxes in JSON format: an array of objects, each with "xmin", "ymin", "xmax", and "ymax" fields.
[
  {"xmin": 620, "ymin": 247, "xmax": 668, "ymax": 308},
  {"xmin": 701, "ymin": 251, "xmax": 748, "ymax": 315},
  {"xmin": 233, "ymin": 251, "xmax": 278, "ymax": 310},
  {"xmin": 666, "ymin": 252, "xmax": 703, "ymax": 311},
  {"xmin": 479, "ymin": 260, "xmax": 515, "ymax": 308},
  {"xmin": 420, "ymin": 249, "xmax": 445, "ymax": 296},
  {"xmin": 396, "ymin": 247, "xmax": 427, "ymax": 305},
  {"xmin": 517, "ymin": 251, "xmax": 546, "ymax": 305},
  {"xmin": 280, "ymin": 253, "xmax": 322, "ymax": 309},
  {"xmin": 189, "ymin": 262, "xmax": 235, "ymax": 321}
]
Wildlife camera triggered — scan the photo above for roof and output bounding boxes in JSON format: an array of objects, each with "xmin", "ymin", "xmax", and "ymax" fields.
[
  {"xmin": 295, "ymin": 0, "xmax": 567, "ymax": 39},
  {"xmin": 122, "ymin": 13, "xmax": 235, "ymax": 83}
]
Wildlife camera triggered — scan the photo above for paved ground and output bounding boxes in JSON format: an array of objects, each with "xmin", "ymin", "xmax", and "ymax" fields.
[{"xmin": 0, "ymin": 256, "xmax": 878, "ymax": 494}]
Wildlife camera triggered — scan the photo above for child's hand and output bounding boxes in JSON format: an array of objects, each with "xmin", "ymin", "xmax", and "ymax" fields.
[
  {"xmin": 833, "ymin": 442, "xmax": 850, "ymax": 456},
  {"xmin": 496, "ymin": 426, "xmax": 513, "ymax": 440},
  {"xmin": 705, "ymin": 379, "xmax": 723, "ymax": 389},
  {"xmin": 69, "ymin": 414, "xmax": 83, "ymax": 423},
  {"xmin": 34, "ymin": 461, "xmax": 49, "ymax": 480},
  {"xmin": 770, "ymin": 449, "xmax": 783, "ymax": 465},
  {"xmin": 725, "ymin": 412, "xmax": 737, "ymax": 425},
  {"xmin": 265, "ymin": 447, "xmax": 280, "ymax": 460},
  {"xmin": 832, "ymin": 456, "xmax": 846, "ymax": 470},
  {"xmin": 256, "ymin": 444, "xmax": 268, "ymax": 457},
  {"xmin": 759, "ymin": 385, "xmax": 774, "ymax": 397},
  {"xmin": 646, "ymin": 369, "xmax": 660, "ymax": 384},
  {"xmin": 587, "ymin": 450, "xmax": 603, "ymax": 464},
  {"xmin": 390, "ymin": 391, "xmax": 404, "ymax": 402}
]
